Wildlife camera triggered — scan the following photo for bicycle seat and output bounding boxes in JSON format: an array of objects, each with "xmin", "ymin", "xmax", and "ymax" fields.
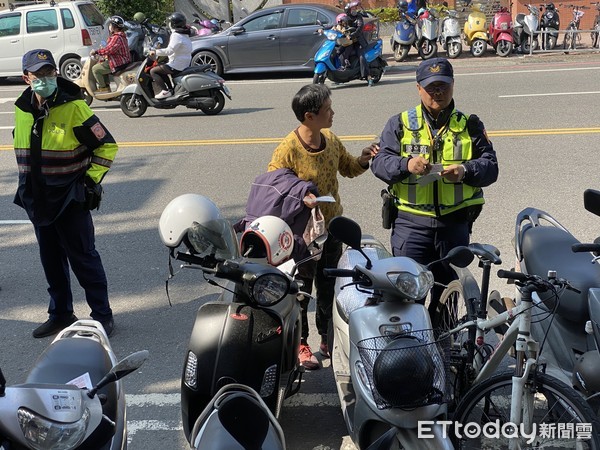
[{"xmin": 521, "ymin": 225, "xmax": 600, "ymax": 323}]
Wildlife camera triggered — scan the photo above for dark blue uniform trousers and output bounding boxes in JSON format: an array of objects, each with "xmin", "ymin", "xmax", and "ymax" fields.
[{"xmin": 33, "ymin": 204, "xmax": 112, "ymax": 321}]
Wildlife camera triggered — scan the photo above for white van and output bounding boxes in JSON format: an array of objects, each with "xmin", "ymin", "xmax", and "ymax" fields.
[{"xmin": 0, "ymin": 1, "xmax": 108, "ymax": 80}]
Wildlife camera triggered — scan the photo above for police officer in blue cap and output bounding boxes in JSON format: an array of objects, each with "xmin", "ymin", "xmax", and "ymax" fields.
[
  {"xmin": 371, "ymin": 57, "xmax": 498, "ymax": 312},
  {"xmin": 14, "ymin": 49, "xmax": 118, "ymax": 338}
]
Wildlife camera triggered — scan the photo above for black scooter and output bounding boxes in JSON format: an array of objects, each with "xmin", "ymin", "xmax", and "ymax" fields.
[
  {"xmin": 119, "ymin": 57, "xmax": 231, "ymax": 118},
  {"xmin": 176, "ymin": 236, "xmax": 326, "ymax": 443},
  {"xmin": 540, "ymin": 3, "xmax": 560, "ymax": 50},
  {"xmin": 513, "ymin": 189, "xmax": 600, "ymax": 415}
]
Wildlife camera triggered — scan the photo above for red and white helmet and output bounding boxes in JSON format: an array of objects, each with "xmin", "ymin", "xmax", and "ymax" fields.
[{"xmin": 240, "ymin": 216, "xmax": 294, "ymax": 266}]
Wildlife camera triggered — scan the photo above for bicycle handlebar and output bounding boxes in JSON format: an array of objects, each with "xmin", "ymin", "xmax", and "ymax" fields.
[
  {"xmin": 497, "ymin": 269, "xmax": 529, "ymax": 281},
  {"xmin": 572, "ymin": 243, "xmax": 600, "ymax": 253}
]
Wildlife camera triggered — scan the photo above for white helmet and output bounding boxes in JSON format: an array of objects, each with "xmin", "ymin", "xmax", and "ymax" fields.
[
  {"xmin": 159, "ymin": 194, "xmax": 238, "ymax": 259},
  {"xmin": 240, "ymin": 216, "xmax": 294, "ymax": 266}
]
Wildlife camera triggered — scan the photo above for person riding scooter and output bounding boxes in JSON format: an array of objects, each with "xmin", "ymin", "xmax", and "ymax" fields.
[
  {"xmin": 90, "ymin": 16, "xmax": 131, "ymax": 93},
  {"xmin": 148, "ymin": 12, "xmax": 193, "ymax": 100},
  {"xmin": 333, "ymin": 13, "xmax": 355, "ymax": 70},
  {"xmin": 344, "ymin": 1, "xmax": 372, "ymax": 85}
]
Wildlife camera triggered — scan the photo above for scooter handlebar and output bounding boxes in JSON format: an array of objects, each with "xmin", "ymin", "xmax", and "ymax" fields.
[{"xmin": 323, "ymin": 268, "xmax": 356, "ymax": 278}]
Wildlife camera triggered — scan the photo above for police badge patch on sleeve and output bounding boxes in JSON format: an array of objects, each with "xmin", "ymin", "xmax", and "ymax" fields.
[{"xmin": 90, "ymin": 122, "xmax": 106, "ymax": 140}]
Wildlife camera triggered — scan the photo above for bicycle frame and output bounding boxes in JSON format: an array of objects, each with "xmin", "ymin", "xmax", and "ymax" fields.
[{"xmin": 443, "ymin": 284, "xmax": 547, "ymax": 449}]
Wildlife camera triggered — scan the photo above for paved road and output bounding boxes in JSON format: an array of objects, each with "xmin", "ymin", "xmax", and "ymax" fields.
[{"xmin": 1, "ymin": 52, "xmax": 600, "ymax": 449}]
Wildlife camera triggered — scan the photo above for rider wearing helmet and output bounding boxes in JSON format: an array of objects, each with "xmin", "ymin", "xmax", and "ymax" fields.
[
  {"xmin": 159, "ymin": 194, "xmax": 238, "ymax": 261},
  {"xmin": 333, "ymin": 13, "xmax": 354, "ymax": 70},
  {"xmin": 240, "ymin": 216, "xmax": 294, "ymax": 266},
  {"xmin": 148, "ymin": 12, "xmax": 193, "ymax": 100},
  {"xmin": 343, "ymin": 1, "xmax": 373, "ymax": 85},
  {"xmin": 133, "ymin": 12, "xmax": 146, "ymax": 23},
  {"xmin": 90, "ymin": 15, "xmax": 131, "ymax": 93}
]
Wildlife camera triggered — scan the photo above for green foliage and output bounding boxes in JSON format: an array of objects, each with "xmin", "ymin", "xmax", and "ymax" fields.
[
  {"xmin": 96, "ymin": 0, "xmax": 175, "ymax": 23},
  {"xmin": 366, "ymin": 7, "xmax": 399, "ymax": 23}
]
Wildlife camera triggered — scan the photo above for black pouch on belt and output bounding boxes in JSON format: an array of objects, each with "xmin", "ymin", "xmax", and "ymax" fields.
[{"xmin": 381, "ymin": 188, "xmax": 398, "ymax": 230}]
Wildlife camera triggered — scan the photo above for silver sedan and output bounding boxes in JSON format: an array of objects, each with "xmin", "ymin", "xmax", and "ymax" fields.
[{"xmin": 190, "ymin": 3, "xmax": 341, "ymax": 76}]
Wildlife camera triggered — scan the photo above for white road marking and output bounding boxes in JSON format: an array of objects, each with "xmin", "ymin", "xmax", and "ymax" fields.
[
  {"xmin": 0, "ymin": 126, "xmax": 13, "ymax": 129},
  {"xmin": 499, "ymin": 91, "xmax": 600, "ymax": 98},
  {"xmin": 125, "ymin": 392, "xmax": 340, "ymax": 442},
  {"xmin": 0, "ymin": 220, "xmax": 30, "ymax": 224},
  {"xmin": 0, "ymin": 98, "xmax": 16, "ymax": 104},
  {"xmin": 126, "ymin": 392, "xmax": 339, "ymax": 408}
]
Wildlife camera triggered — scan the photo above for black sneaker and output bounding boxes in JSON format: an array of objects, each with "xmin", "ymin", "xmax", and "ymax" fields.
[
  {"xmin": 100, "ymin": 317, "xmax": 114, "ymax": 337},
  {"xmin": 32, "ymin": 314, "xmax": 78, "ymax": 338}
]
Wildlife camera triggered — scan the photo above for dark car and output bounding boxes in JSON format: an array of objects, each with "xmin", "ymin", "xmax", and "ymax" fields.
[{"xmin": 190, "ymin": 3, "xmax": 341, "ymax": 76}]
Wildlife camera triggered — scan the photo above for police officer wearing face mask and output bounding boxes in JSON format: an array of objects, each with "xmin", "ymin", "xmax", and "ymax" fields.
[{"xmin": 14, "ymin": 49, "xmax": 118, "ymax": 339}]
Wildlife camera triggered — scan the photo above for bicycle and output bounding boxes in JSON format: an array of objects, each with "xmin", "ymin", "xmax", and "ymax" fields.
[
  {"xmin": 563, "ymin": 6, "xmax": 584, "ymax": 51},
  {"xmin": 435, "ymin": 247, "xmax": 600, "ymax": 449}
]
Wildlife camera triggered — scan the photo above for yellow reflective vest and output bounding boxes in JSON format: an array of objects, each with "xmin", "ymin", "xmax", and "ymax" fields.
[
  {"xmin": 13, "ymin": 83, "xmax": 117, "ymax": 225},
  {"xmin": 390, "ymin": 105, "xmax": 484, "ymax": 217}
]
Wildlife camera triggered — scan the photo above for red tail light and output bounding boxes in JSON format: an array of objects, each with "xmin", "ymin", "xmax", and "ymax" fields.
[
  {"xmin": 363, "ymin": 22, "xmax": 376, "ymax": 33},
  {"xmin": 82, "ymin": 29, "xmax": 92, "ymax": 46}
]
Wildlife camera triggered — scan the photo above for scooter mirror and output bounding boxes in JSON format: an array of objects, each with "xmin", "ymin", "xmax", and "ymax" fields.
[
  {"xmin": 308, "ymin": 234, "xmax": 328, "ymax": 253},
  {"xmin": 584, "ymin": 189, "xmax": 600, "ymax": 217},
  {"xmin": 88, "ymin": 350, "xmax": 149, "ymax": 397},
  {"xmin": 328, "ymin": 216, "xmax": 361, "ymax": 249}
]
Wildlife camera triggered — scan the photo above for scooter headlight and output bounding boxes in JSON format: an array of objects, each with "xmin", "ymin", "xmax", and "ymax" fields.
[
  {"xmin": 18, "ymin": 407, "xmax": 89, "ymax": 450},
  {"xmin": 386, "ymin": 270, "xmax": 434, "ymax": 301},
  {"xmin": 251, "ymin": 273, "xmax": 290, "ymax": 306}
]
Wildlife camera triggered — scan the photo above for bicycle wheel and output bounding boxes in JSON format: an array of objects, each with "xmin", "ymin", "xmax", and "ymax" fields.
[
  {"xmin": 452, "ymin": 370, "xmax": 600, "ymax": 449},
  {"xmin": 433, "ymin": 278, "xmax": 479, "ymax": 411},
  {"xmin": 432, "ymin": 279, "xmax": 478, "ymax": 333},
  {"xmin": 563, "ymin": 31, "xmax": 572, "ymax": 50}
]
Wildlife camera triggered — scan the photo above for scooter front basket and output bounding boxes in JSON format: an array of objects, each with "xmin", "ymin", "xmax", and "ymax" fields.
[{"xmin": 356, "ymin": 329, "xmax": 450, "ymax": 410}]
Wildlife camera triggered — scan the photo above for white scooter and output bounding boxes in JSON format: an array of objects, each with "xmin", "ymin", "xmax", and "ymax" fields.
[
  {"xmin": 0, "ymin": 320, "xmax": 148, "ymax": 449},
  {"xmin": 324, "ymin": 216, "xmax": 473, "ymax": 449}
]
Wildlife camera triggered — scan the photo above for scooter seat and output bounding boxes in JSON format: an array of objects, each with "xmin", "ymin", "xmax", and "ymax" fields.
[
  {"xmin": 112, "ymin": 61, "xmax": 140, "ymax": 76},
  {"xmin": 193, "ymin": 393, "xmax": 282, "ymax": 449},
  {"xmin": 521, "ymin": 226, "xmax": 600, "ymax": 323},
  {"xmin": 515, "ymin": 13, "xmax": 526, "ymax": 27},
  {"xmin": 26, "ymin": 337, "xmax": 113, "ymax": 384},
  {"xmin": 335, "ymin": 241, "xmax": 391, "ymax": 323},
  {"xmin": 176, "ymin": 65, "xmax": 213, "ymax": 78}
]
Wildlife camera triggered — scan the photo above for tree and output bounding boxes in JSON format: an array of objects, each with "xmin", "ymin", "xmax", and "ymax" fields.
[{"xmin": 96, "ymin": 0, "xmax": 174, "ymax": 23}]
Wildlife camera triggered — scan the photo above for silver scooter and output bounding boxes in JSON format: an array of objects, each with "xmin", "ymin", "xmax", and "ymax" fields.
[
  {"xmin": 513, "ymin": 189, "xmax": 600, "ymax": 416},
  {"xmin": 513, "ymin": 3, "xmax": 540, "ymax": 53},
  {"xmin": 0, "ymin": 320, "xmax": 148, "ymax": 449},
  {"xmin": 189, "ymin": 384, "xmax": 285, "ymax": 450},
  {"xmin": 120, "ymin": 57, "xmax": 231, "ymax": 118},
  {"xmin": 439, "ymin": 9, "xmax": 462, "ymax": 59},
  {"xmin": 324, "ymin": 216, "xmax": 473, "ymax": 449}
]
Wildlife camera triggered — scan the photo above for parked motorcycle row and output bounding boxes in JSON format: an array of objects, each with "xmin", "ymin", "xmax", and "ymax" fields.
[{"xmin": 392, "ymin": 2, "xmax": 599, "ymax": 60}]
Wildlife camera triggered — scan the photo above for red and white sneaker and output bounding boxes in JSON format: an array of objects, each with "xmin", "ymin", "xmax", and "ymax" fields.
[{"xmin": 298, "ymin": 343, "xmax": 320, "ymax": 370}]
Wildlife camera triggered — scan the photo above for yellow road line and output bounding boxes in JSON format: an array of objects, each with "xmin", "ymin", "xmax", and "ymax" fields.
[{"xmin": 1, "ymin": 127, "xmax": 600, "ymax": 150}]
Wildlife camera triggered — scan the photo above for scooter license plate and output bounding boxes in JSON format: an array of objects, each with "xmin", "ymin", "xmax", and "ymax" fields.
[{"xmin": 223, "ymin": 85, "xmax": 231, "ymax": 97}]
